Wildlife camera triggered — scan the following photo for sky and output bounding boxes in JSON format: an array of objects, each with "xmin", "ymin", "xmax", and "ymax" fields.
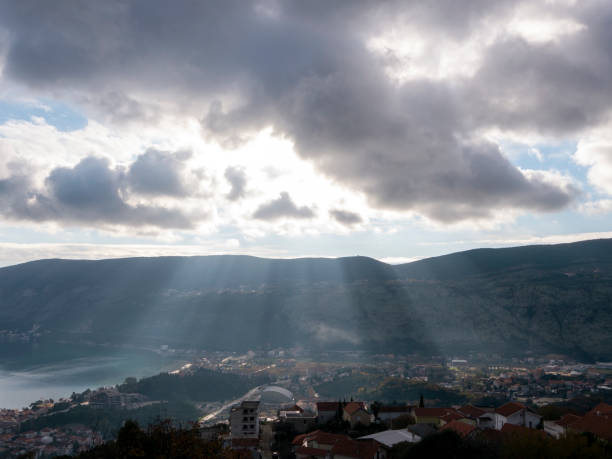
[{"xmin": 0, "ymin": 0, "xmax": 612, "ymax": 266}]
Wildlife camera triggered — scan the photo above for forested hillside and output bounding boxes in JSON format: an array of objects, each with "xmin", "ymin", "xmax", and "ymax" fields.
[{"xmin": 1, "ymin": 239, "xmax": 611, "ymax": 360}]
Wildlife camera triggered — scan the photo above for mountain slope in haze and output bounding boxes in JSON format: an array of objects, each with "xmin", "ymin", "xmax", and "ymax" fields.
[
  {"xmin": 395, "ymin": 238, "xmax": 612, "ymax": 280},
  {"xmin": 1, "ymin": 239, "xmax": 611, "ymax": 360}
]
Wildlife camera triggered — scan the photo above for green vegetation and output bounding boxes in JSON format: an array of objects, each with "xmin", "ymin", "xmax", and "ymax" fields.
[
  {"xmin": 20, "ymin": 402, "xmax": 199, "ymax": 440},
  {"xmin": 117, "ymin": 368, "xmax": 268, "ymax": 403},
  {"xmin": 368, "ymin": 379, "xmax": 467, "ymax": 405},
  {"xmin": 314, "ymin": 375, "xmax": 468, "ymax": 405},
  {"xmin": 2, "ymin": 239, "xmax": 612, "ymax": 360},
  {"xmin": 389, "ymin": 429, "xmax": 612, "ymax": 459},
  {"xmin": 16, "ymin": 368, "xmax": 265, "ymax": 440},
  {"xmin": 56, "ymin": 420, "xmax": 230, "ymax": 459},
  {"xmin": 313, "ymin": 373, "xmax": 374, "ymax": 398},
  {"xmin": 539, "ymin": 393, "xmax": 612, "ymax": 418},
  {"xmin": 53, "ymin": 420, "xmax": 612, "ymax": 459}
]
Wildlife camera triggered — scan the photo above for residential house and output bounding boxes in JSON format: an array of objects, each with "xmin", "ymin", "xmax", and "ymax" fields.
[
  {"xmin": 477, "ymin": 402, "xmax": 541, "ymax": 430},
  {"xmin": 316, "ymin": 402, "xmax": 340, "ymax": 425},
  {"xmin": 457, "ymin": 405, "xmax": 488, "ymax": 425},
  {"xmin": 279, "ymin": 406, "xmax": 317, "ymax": 433},
  {"xmin": 343, "ymin": 402, "xmax": 371, "ymax": 428},
  {"xmin": 440, "ymin": 420, "xmax": 477, "ymax": 438},
  {"xmin": 544, "ymin": 413, "xmax": 581, "ymax": 439},
  {"xmin": 413, "ymin": 408, "xmax": 458, "ymax": 426},
  {"xmin": 293, "ymin": 430, "xmax": 385, "ymax": 459},
  {"xmin": 359, "ymin": 429, "xmax": 421, "ymax": 448},
  {"xmin": 332, "ymin": 438, "xmax": 384, "ymax": 459},
  {"xmin": 589, "ymin": 402, "xmax": 612, "ymax": 417},
  {"xmin": 406, "ymin": 424, "xmax": 436, "ymax": 441},
  {"xmin": 561, "ymin": 403, "xmax": 612, "ymax": 441}
]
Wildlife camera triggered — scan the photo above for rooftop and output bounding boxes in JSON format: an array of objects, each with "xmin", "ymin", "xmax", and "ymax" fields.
[{"xmin": 359, "ymin": 429, "xmax": 416, "ymax": 447}]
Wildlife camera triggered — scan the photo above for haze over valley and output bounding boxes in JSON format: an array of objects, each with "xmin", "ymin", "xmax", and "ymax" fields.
[
  {"xmin": 2, "ymin": 0, "xmax": 612, "ymax": 456},
  {"xmin": 1, "ymin": 239, "xmax": 612, "ymax": 407}
]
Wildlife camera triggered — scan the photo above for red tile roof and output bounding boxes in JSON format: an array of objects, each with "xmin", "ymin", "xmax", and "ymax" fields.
[
  {"xmin": 316, "ymin": 402, "xmax": 340, "ymax": 412},
  {"xmin": 440, "ymin": 420, "xmax": 477, "ymax": 438},
  {"xmin": 588, "ymin": 402, "xmax": 612, "ymax": 417},
  {"xmin": 458, "ymin": 405, "xmax": 487, "ymax": 419},
  {"xmin": 331, "ymin": 438, "xmax": 379, "ymax": 459},
  {"xmin": 440, "ymin": 411, "xmax": 464, "ymax": 423},
  {"xmin": 568, "ymin": 414, "xmax": 612, "ymax": 441},
  {"xmin": 293, "ymin": 430, "xmax": 351, "ymax": 448},
  {"xmin": 344, "ymin": 402, "xmax": 367, "ymax": 415},
  {"xmin": 495, "ymin": 402, "xmax": 526, "ymax": 417},
  {"xmin": 313, "ymin": 431, "xmax": 351, "ymax": 446},
  {"xmin": 557, "ymin": 413, "xmax": 581, "ymax": 427},
  {"xmin": 292, "ymin": 431, "xmax": 313, "ymax": 446}
]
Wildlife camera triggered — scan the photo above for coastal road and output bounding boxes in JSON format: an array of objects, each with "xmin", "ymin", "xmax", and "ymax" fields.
[{"xmin": 199, "ymin": 385, "xmax": 264, "ymax": 425}]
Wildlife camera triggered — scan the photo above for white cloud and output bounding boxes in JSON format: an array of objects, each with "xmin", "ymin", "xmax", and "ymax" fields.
[
  {"xmin": 575, "ymin": 128, "xmax": 612, "ymax": 195},
  {"xmin": 0, "ymin": 0, "xmax": 611, "ymax": 260},
  {"xmin": 580, "ymin": 199, "xmax": 612, "ymax": 216}
]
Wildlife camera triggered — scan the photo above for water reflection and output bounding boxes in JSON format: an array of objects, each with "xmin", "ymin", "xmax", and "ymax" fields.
[{"xmin": 0, "ymin": 344, "xmax": 182, "ymax": 409}]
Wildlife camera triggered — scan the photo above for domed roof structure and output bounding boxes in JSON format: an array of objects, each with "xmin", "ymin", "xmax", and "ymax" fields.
[{"xmin": 260, "ymin": 386, "xmax": 294, "ymax": 404}]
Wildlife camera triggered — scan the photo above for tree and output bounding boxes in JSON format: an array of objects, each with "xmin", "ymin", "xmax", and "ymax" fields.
[
  {"xmin": 371, "ymin": 401, "xmax": 381, "ymax": 420},
  {"xmin": 335, "ymin": 400, "xmax": 343, "ymax": 422},
  {"xmin": 59, "ymin": 419, "xmax": 231, "ymax": 458}
]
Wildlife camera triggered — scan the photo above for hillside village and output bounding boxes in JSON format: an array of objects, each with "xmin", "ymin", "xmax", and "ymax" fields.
[
  {"xmin": 3, "ymin": 348, "xmax": 612, "ymax": 457},
  {"xmin": 220, "ymin": 398, "xmax": 612, "ymax": 458}
]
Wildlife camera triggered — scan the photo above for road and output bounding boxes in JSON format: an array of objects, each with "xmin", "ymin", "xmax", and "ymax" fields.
[{"xmin": 199, "ymin": 385, "xmax": 265, "ymax": 425}]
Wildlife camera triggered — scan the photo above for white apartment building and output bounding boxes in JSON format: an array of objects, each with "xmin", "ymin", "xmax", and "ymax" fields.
[{"xmin": 229, "ymin": 401, "xmax": 260, "ymax": 438}]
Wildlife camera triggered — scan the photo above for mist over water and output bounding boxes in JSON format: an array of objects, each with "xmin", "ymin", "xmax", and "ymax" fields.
[{"xmin": 0, "ymin": 343, "xmax": 184, "ymax": 409}]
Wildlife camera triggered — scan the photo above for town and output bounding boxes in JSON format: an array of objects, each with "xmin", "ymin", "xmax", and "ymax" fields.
[{"xmin": 2, "ymin": 347, "xmax": 612, "ymax": 457}]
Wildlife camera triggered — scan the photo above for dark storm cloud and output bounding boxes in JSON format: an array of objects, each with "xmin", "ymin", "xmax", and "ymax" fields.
[
  {"xmin": 0, "ymin": 0, "xmax": 605, "ymax": 222},
  {"xmin": 128, "ymin": 149, "xmax": 191, "ymax": 197},
  {"xmin": 329, "ymin": 209, "xmax": 362, "ymax": 226},
  {"xmin": 224, "ymin": 166, "xmax": 247, "ymax": 201},
  {"xmin": 0, "ymin": 157, "xmax": 196, "ymax": 229},
  {"xmin": 253, "ymin": 192, "xmax": 314, "ymax": 220}
]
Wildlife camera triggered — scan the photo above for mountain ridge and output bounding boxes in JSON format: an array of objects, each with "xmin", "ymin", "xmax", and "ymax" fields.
[{"xmin": 1, "ymin": 238, "xmax": 611, "ymax": 360}]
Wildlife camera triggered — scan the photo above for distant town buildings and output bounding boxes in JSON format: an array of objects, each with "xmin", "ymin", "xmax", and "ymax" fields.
[
  {"xmin": 0, "ymin": 425, "xmax": 101, "ymax": 457},
  {"xmin": 7, "ymin": 347, "xmax": 612, "ymax": 457},
  {"xmin": 89, "ymin": 389, "xmax": 148, "ymax": 410}
]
